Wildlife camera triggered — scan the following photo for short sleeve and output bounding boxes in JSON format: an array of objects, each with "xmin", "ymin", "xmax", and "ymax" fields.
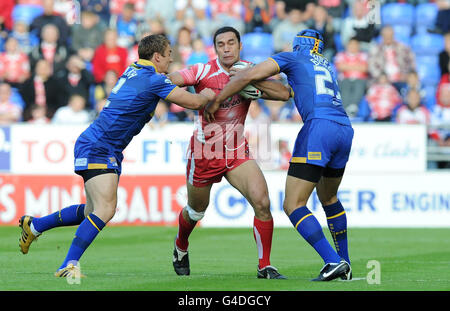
[
  {"xmin": 178, "ymin": 63, "xmax": 202, "ymax": 86},
  {"xmin": 269, "ymin": 52, "xmax": 293, "ymax": 74},
  {"xmin": 151, "ymin": 74, "xmax": 178, "ymax": 100}
]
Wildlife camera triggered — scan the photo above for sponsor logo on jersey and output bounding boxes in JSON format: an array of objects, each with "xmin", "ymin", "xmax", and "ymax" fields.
[{"xmin": 308, "ymin": 152, "xmax": 322, "ymax": 160}]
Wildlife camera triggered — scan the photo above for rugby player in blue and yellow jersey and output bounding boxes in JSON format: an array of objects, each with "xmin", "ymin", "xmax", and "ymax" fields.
[
  {"xmin": 205, "ymin": 30, "xmax": 353, "ymax": 281},
  {"xmin": 19, "ymin": 34, "xmax": 215, "ymax": 277}
]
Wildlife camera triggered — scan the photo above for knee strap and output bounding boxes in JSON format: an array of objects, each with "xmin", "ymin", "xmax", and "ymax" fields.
[{"xmin": 186, "ymin": 205, "xmax": 205, "ymax": 221}]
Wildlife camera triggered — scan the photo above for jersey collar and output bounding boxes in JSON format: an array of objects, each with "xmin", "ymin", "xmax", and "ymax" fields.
[
  {"xmin": 216, "ymin": 58, "xmax": 229, "ymax": 76},
  {"xmin": 136, "ymin": 59, "xmax": 158, "ymax": 72}
]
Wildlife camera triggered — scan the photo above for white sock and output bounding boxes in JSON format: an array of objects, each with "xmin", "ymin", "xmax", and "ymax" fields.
[{"xmin": 29, "ymin": 222, "xmax": 41, "ymax": 236}]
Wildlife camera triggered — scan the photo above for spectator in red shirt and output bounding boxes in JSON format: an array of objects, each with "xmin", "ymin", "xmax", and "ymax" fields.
[
  {"xmin": 396, "ymin": 89, "xmax": 430, "ymax": 125},
  {"xmin": 436, "ymin": 64, "xmax": 450, "ymax": 107},
  {"xmin": 366, "ymin": 73, "xmax": 402, "ymax": 122},
  {"xmin": 334, "ymin": 38, "xmax": 368, "ymax": 117},
  {"xmin": 92, "ymin": 29, "xmax": 128, "ymax": 83},
  {"xmin": 0, "ymin": 0, "xmax": 14, "ymax": 31},
  {"xmin": 0, "ymin": 37, "xmax": 31, "ymax": 88}
]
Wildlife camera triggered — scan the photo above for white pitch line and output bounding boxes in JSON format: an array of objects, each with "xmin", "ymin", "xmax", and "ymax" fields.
[{"xmin": 338, "ymin": 277, "xmax": 366, "ymax": 282}]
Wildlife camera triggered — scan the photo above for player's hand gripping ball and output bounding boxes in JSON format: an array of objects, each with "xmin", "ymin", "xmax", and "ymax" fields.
[{"xmin": 231, "ymin": 61, "xmax": 262, "ymax": 100}]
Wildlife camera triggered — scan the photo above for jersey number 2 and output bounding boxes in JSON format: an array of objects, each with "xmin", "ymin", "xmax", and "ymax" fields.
[{"xmin": 314, "ymin": 65, "xmax": 341, "ymax": 99}]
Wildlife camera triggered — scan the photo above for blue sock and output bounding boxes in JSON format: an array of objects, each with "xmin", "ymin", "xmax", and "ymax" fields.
[
  {"xmin": 32, "ymin": 204, "xmax": 86, "ymax": 233},
  {"xmin": 289, "ymin": 206, "xmax": 341, "ymax": 264},
  {"xmin": 323, "ymin": 200, "xmax": 350, "ymax": 264},
  {"xmin": 58, "ymin": 213, "xmax": 105, "ymax": 270}
]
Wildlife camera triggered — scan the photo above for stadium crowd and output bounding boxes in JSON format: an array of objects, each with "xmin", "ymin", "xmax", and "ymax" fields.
[{"xmin": 0, "ymin": 0, "xmax": 449, "ymax": 167}]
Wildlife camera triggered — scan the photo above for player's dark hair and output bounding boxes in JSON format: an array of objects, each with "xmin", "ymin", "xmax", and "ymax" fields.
[
  {"xmin": 138, "ymin": 34, "xmax": 170, "ymax": 60},
  {"xmin": 123, "ymin": 2, "xmax": 135, "ymax": 10},
  {"xmin": 213, "ymin": 26, "xmax": 241, "ymax": 46}
]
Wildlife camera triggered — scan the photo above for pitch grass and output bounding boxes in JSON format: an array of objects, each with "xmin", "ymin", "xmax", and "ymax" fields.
[{"xmin": 0, "ymin": 226, "xmax": 449, "ymax": 291}]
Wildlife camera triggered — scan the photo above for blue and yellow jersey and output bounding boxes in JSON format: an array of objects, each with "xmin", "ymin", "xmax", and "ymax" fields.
[
  {"xmin": 74, "ymin": 59, "xmax": 178, "ymax": 173},
  {"xmin": 269, "ymin": 51, "xmax": 351, "ymax": 126}
]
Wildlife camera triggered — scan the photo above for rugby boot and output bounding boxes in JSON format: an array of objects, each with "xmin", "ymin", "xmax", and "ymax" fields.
[
  {"xmin": 19, "ymin": 215, "xmax": 39, "ymax": 254},
  {"xmin": 311, "ymin": 259, "xmax": 351, "ymax": 281},
  {"xmin": 257, "ymin": 265, "xmax": 287, "ymax": 279}
]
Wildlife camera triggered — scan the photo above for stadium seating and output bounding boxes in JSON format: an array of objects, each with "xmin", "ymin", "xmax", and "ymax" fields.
[
  {"xmin": 416, "ymin": 60, "xmax": 441, "ymax": 86},
  {"xmin": 381, "ymin": 3, "xmax": 415, "ymax": 26},
  {"xmin": 10, "ymin": 87, "xmax": 25, "ymax": 111},
  {"xmin": 415, "ymin": 3, "xmax": 438, "ymax": 34},
  {"xmin": 1, "ymin": 1, "xmax": 445, "ymax": 126},
  {"xmin": 411, "ymin": 33, "xmax": 444, "ymax": 55},
  {"xmin": 11, "ymin": 4, "xmax": 44, "ymax": 25},
  {"xmin": 356, "ymin": 97, "xmax": 373, "ymax": 122},
  {"xmin": 333, "ymin": 33, "xmax": 344, "ymax": 53},
  {"xmin": 423, "ymin": 85, "xmax": 437, "ymax": 110},
  {"xmin": 374, "ymin": 31, "xmax": 411, "ymax": 46},
  {"xmin": 391, "ymin": 24, "xmax": 412, "ymax": 45},
  {"xmin": 390, "ymin": 103, "xmax": 403, "ymax": 121},
  {"xmin": 242, "ymin": 54, "xmax": 268, "ymax": 64},
  {"xmin": 241, "ymin": 31, "xmax": 274, "ymax": 64}
]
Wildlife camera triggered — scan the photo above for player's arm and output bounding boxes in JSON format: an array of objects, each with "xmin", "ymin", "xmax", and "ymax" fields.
[
  {"xmin": 168, "ymin": 64, "xmax": 201, "ymax": 87},
  {"xmin": 253, "ymin": 79, "xmax": 291, "ymax": 101},
  {"xmin": 165, "ymin": 87, "xmax": 215, "ymax": 110},
  {"xmin": 204, "ymin": 59, "xmax": 280, "ymax": 122},
  {"xmin": 167, "ymin": 71, "xmax": 186, "ymax": 87}
]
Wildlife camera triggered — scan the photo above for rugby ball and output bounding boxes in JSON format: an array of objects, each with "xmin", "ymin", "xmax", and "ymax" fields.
[{"xmin": 232, "ymin": 61, "xmax": 262, "ymax": 100}]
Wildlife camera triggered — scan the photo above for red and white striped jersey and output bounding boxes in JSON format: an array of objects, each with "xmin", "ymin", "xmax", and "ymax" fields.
[
  {"xmin": 366, "ymin": 83, "xmax": 402, "ymax": 120},
  {"xmin": 0, "ymin": 52, "xmax": 30, "ymax": 84},
  {"xmin": 178, "ymin": 58, "xmax": 252, "ymax": 147}
]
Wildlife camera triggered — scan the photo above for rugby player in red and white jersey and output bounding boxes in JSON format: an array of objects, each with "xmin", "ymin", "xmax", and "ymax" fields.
[{"xmin": 168, "ymin": 26, "xmax": 291, "ymax": 279}]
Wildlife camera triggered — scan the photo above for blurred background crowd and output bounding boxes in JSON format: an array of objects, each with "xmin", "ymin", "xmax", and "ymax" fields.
[{"xmin": 0, "ymin": 0, "xmax": 449, "ymax": 167}]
